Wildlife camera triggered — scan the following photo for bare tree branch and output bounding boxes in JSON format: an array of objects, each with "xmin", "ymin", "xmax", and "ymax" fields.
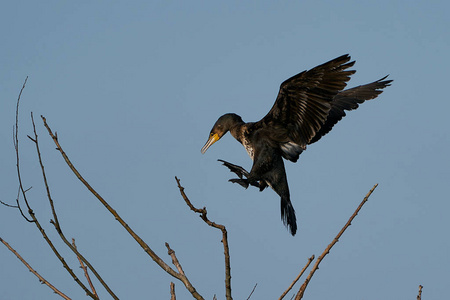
[
  {"xmin": 12, "ymin": 79, "xmax": 98, "ymax": 299},
  {"xmin": 417, "ymin": 285, "xmax": 423, "ymax": 300},
  {"xmin": 13, "ymin": 76, "xmax": 34, "ymax": 223},
  {"xmin": 72, "ymin": 238, "xmax": 98, "ymax": 298},
  {"xmin": 246, "ymin": 283, "xmax": 257, "ymax": 300},
  {"xmin": 0, "ymin": 199, "xmax": 19, "ymax": 208},
  {"xmin": 295, "ymin": 184, "xmax": 378, "ymax": 300},
  {"xmin": 279, "ymin": 255, "xmax": 314, "ymax": 300},
  {"xmin": 175, "ymin": 176, "xmax": 232, "ymax": 300},
  {"xmin": 170, "ymin": 282, "xmax": 176, "ymax": 300},
  {"xmin": 31, "ymin": 112, "xmax": 118, "ymax": 299},
  {"xmin": 1, "ymin": 237, "xmax": 71, "ymax": 300},
  {"xmin": 41, "ymin": 116, "xmax": 204, "ymax": 300},
  {"xmin": 165, "ymin": 243, "xmax": 187, "ymax": 276}
]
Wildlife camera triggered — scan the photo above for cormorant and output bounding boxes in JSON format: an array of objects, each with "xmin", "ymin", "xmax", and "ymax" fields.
[{"xmin": 201, "ymin": 54, "xmax": 392, "ymax": 236}]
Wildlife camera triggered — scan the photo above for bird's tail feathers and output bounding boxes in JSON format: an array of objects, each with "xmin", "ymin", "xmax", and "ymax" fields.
[{"xmin": 281, "ymin": 196, "xmax": 297, "ymax": 236}]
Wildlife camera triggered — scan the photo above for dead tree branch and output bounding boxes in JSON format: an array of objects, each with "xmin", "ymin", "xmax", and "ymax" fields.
[
  {"xmin": 279, "ymin": 255, "xmax": 314, "ymax": 300},
  {"xmin": 0, "ymin": 237, "xmax": 71, "ymax": 300},
  {"xmin": 246, "ymin": 283, "xmax": 257, "ymax": 300},
  {"xmin": 175, "ymin": 176, "xmax": 232, "ymax": 300},
  {"xmin": 0, "ymin": 199, "xmax": 19, "ymax": 208},
  {"xmin": 170, "ymin": 282, "xmax": 176, "ymax": 300},
  {"xmin": 30, "ymin": 112, "xmax": 117, "ymax": 299},
  {"xmin": 13, "ymin": 76, "xmax": 33, "ymax": 222},
  {"xmin": 295, "ymin": 184, "xmax": 378, "ymax": 300},
  {"xmin": 417, "ymin": 285, "xmax": 423, "ymax": 300},
  {"xmin": 41, "ymin": 116, "xmax": 204, "ymax": 300},
  {"xmin": 165, "ymin": 243, "xmax": 187, "ymax": 276},
  {"xmin": 11, "ymin": 79, "xmax": 98, "ymax": 299},
  {"xmin": 72, "ymin": 238, "xmax": 98, "ymax": 297}
]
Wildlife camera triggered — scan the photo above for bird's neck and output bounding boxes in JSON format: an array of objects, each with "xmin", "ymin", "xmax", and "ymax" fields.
[{"xmin": 229, "ymin": 121, "xmax": 246, "ymax": 144}]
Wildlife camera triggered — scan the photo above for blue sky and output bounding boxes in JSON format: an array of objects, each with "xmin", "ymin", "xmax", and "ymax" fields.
[{"xmin": 1, "ymin": 1, "xmax": 449, "ymax": 299}]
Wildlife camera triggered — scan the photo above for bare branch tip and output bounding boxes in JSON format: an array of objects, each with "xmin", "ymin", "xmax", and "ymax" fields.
[{"xmin": 27, "ymin": 135, "xmax": 37, "ymax": 143}]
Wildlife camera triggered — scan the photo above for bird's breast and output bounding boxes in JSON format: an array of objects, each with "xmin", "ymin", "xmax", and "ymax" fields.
[{"xmin": 242, "ymin": 138, "xmax": 255, "ymax": 160}]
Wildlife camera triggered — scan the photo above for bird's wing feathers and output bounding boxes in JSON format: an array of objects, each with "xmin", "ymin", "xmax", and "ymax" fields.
[
  {"xmin": 309, "ymin": 75, "xmax": 393, "ymax": 144},
  {"xmin": 257, "ymin": 54, "xmax": 356, "ymax": 161}
]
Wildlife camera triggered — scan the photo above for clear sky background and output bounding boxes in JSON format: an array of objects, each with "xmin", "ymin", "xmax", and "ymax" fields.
[{"xmin": 1, "ymin": 1, "xmax": 449, "ymax": 299}]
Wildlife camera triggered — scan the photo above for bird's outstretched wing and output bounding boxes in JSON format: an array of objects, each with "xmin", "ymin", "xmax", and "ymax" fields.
[
  {"xmin": 309, "ymin": 76, "xmax": 393, "ymax": 144},
  {"xmin": 256, "ymin": 54, "xmax": 356, "ymax": 162}
]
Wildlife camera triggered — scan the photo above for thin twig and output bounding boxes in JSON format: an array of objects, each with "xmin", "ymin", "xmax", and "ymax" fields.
[
  {"xmin": 12, "ymin": 80, "xmax": 97, "ymax": 299},
  {"xmin": 417, "ymin": 285, "xmax": 423, "ymax": 300},
  {"xmin": 0, "ymin": 199, "xmax": 19, "ymax": 208},
  {"xmin": 295, "ymin": 184, "xmax": 378, "ymax": 300},
  {"xmin": 72, "ymin": 238, "xmax": 98, "ymax": 297},
  {"xmin": 41, "ymin": 116, "xmax": 204, "ymax": 300},
  {"xmin": 1, "ymin": 237, "xmax": 71, "ymax": 300},
  {"xmin": 170, "ymin": 282, "xmax": 176, "ymax": 300},
  {"xmin": 279, "ymin": 255, "xmax": 314, "ymax": 300},
  {"xmin": 175, "ymin": 176, "xmax": 232, "ymax": 300},
  {"xmin": 246, "ymin": 283, "xmax": 258, "ymax": 300},
  {"xmin": 31, "ymin": 113, "xmax": 116, "ymax": 300},
  {"xmin": 13, "ymin": 76, "xmax": 34, "ymax": 223}
]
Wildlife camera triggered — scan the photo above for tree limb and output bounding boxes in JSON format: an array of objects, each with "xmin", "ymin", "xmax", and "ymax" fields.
[
  {"xmin": 175, "ymin": 176, "xmax": 232, "ymax": 300},
  {"xmin": 13, "ymin": 76, "xmax": 34, "ymax": 223},
  {"xmin": 72, "ymin": 238, "xmax": 98, "ymax": 297},
  {"xmin": 295, "ymin": 184, "xmax": 378, "ymax": 300},
  {"xmin": 31, "ymin": 112, "xmax": 117, "ymax": 299},
  {"xmin": 170, "ymin": 282, "xmax": 176, "ymax": 300},
  {"xmin": 417, "ymin": 285, "xmax": 423, "ymax": 300},
  {"xmin": 246, "ymin": 283, "xmax": 257, "ymax": 300},
  {"xmin": 12, "ymin": 79, "xmax": 97, "ymax": 299},
  {"xmin": 279, "ymin": 255, "xmax": 314, "ymax": 300},
  {"xmin": 41, "ymin": 116, "xmax": 203, "ymax": 300},
  {"xmin": 1, "ymin": 237, "xmax": 71, "ymax": 300}
]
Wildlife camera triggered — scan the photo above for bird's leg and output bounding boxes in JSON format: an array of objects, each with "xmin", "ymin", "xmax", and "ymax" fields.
[{"xmin": 218, "ymin": 159, "xmax": 262, "ymax": 189}]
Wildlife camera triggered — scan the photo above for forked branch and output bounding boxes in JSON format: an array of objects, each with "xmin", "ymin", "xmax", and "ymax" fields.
[
  {"xmin": 72, "ymin": 239, "xmax": 98, "ymax": 297},
  {"xmin": 12, "ymin": 79, "xmax": 97, "ymax": 299},
  {"xmin": 295, "ymin": 184, "xmax": 378, "ymax": 300},
  {"xmin": 41, "ymin": 116, "xmax": 203, "ymax": 300},
  {"xmin": 279, "ymin": 255, "xmax": 314, "ymax": 300},
  {"xmin": 175, "ymin": 177, "xmax": 232, "ymax": 300},
  {"xmin": 30, "ymin": 113, "xmax": 117, "ymax": 300}
]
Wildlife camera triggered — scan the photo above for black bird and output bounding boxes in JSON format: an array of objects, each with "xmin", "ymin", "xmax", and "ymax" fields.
[{"xmin": 201, "ymin": 54, "xmax": 392, "ymax": 236}]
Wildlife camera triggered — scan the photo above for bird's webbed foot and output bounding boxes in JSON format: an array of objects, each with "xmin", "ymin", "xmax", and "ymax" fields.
[
  {"xmin": 229, "ymin": 178, "xmax": 250, "ymax": 189},
  {"xmin": 218, "ymin": 159, "xmax": 263, "ymax": 190},
  {"xmin": 218, "ymin": 159, "xmax": 249, "ymax": 179}
]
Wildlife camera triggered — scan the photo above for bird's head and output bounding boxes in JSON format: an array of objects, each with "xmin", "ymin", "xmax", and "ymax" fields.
[{"xmin": 201, "ymin": 113, "xmax": 243, "ymax": 154}]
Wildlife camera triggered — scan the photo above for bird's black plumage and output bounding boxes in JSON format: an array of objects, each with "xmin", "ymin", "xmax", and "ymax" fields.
[{"xmin": 201, "ymin": 54, "xmax": 392, "ymax": 236}]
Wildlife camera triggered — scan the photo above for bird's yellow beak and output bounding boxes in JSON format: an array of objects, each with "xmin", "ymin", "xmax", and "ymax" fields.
[{"xmin": 201, "ymin": 133, "xmax": 220, "ymax": 154}]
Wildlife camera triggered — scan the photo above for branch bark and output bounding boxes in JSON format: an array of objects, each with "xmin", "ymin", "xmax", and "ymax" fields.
[
  {"xmin": 170, "ymin": 282, "xmax": 176, "ymax": 300},
  {"xmin": 417, "ymin": 285, "xmax": 423, "ymax": 300}
]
